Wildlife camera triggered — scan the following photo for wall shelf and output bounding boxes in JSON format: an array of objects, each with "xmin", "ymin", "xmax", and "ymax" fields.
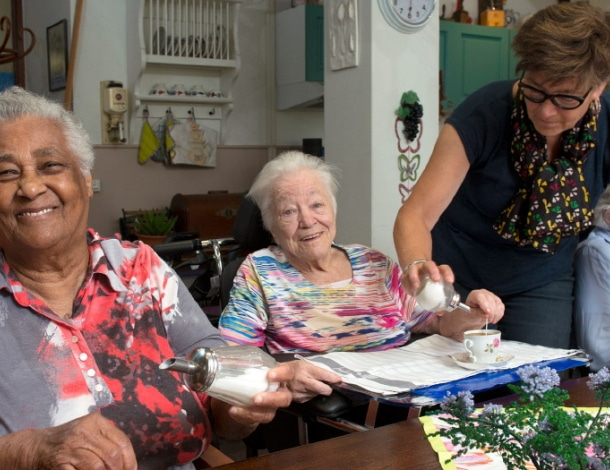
[
  {"xmin": 127, "ymin": 0, "xmax": 242, "ymax": 144},
  {"xmin": 144, "ymin": 55, "xmax": 238, "ymax": 69},
  {"xmin": 136, "ymin": 94, "xmax": 232, "ymax": 105}
]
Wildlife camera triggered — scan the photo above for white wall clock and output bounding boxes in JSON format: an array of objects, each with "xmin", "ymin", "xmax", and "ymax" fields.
[{"xmin": 378, "ymin": 0, "xmax": 438, "ymax": 33}]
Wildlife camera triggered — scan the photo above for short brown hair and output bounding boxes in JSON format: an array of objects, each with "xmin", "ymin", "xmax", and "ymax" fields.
[{"xmin": 512, "ymin": 2, "xmax": 610, "ymax": 88}]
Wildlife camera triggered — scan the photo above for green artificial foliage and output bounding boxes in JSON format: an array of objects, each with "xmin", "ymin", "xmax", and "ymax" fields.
[
  {"xmin": 396, "ymin": 90, "xmax": 424, "ymax": 142},
  {"xmin": 433, "ymin": 365, "xmax": 610, "ymax": 470},
  {"xmin": 396, "ymin": 91, "xmax": 421, "ymax": 120},
  {"xmin": 134, "ymin": 208, "xmax": 178, "ymax": 236}
]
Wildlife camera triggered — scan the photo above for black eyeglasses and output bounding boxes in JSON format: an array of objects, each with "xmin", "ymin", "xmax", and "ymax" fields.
[{"xmin": 518, "ymin": 77, "xmax": 592, "ymax": 110}]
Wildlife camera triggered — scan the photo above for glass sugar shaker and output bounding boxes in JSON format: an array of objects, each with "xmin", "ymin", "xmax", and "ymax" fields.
[
  {"xmin": 413, "ymin": 274, "xmax": 471, "ymax": 313},
  {"xmin": 160, "ymin": 345, "xmax": 280, "ymax": 407}
]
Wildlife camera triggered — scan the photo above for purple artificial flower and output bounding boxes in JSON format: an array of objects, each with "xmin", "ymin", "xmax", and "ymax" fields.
[
  {"xmin": 537, "ymin": 416, "xmax": 557, "ymax": 433},
  {"xmin": 441, "ymin": 390, "xmax": 475, "ymax": 418},
  {"xmin": 586, "ymin": 456, "xmax": 609, "ymax": 470},
  {"xmin": 587, "ymin": 367, "xmax": 610, "ymax": 392},
  {"xmin": 517, "ymin": 365, "xmax": 560, "ymax": 400},
  {"xmin": 480, "ymin": 403, "xmax": 503, "ymax": 419}
]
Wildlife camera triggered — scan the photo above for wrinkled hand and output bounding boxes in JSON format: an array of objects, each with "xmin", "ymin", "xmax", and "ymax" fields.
[
  {"xmin": 465, "ymin": 289, "xmax": 505, "ymax": 325},
  {"xmin": 434, "ymin": 289, "xmax": 505, "ymax": 341},
  {"xmin": 26, "ymin": 412, "xmax": 136, "ymax": 470},
  {"xmin": 226, "ymin": 363, "xmax": 294, "ymax": 426},
  {"xmin": 285, "ymin": 360, "xmax": 343, "ymax": 403}
]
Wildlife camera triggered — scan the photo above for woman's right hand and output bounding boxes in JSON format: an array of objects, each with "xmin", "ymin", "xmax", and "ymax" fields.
[
  {"xmin": 401, "ymin": 260, "xmax": 455, "ymax": 295},
  {"xmin": 7, "ymin": 412, "xmax": 137, "ymax": 470},
  {"xmin": 285, "ymin": 360, "xmax": 343, "ymax": 403}
]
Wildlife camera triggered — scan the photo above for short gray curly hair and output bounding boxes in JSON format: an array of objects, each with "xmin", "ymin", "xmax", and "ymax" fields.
[{"xmin": 0, "ymin": 86, "xmax": 94, "ymax": 175}]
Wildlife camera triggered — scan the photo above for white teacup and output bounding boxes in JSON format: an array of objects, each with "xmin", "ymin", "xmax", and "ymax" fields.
[{"xmin": 463, "ymin": 329, "xmax": 502, "ymax": 364}]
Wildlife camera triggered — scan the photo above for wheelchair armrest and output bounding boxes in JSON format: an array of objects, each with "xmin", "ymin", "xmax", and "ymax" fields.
[
  {"xmin": 287, "ymin": 390, "xmax": 368, "ymax": 419},
  {"xmin": 164, "ymin": 231, "xmax": 199, "ymax": 243}
]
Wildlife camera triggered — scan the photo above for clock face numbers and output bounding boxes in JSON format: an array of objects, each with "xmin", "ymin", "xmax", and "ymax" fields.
[
  {"xmin": 378, "ymin": 0, "xmax": 436, "ymax": 33},
  {"xmin": 392, "ymin": 0, "xmax": 434, "ymax": 28}
]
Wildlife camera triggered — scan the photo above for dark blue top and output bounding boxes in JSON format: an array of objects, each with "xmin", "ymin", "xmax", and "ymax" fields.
[{"xmin": 436, "ymin": 81, "xmax": 610, "ymax": 296}]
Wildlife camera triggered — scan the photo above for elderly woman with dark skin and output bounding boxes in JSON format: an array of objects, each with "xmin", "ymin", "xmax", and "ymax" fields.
[
  {"xmin": 394, "ymin": 2, "xmax": 610, "ymax": 350},
  {"xmin": 219, "ymin": 151, "xmax": 504, "ymax": 403},
  {"xmin": 0, "ymin": 87, "xmax": 293, "ymax": 470}
]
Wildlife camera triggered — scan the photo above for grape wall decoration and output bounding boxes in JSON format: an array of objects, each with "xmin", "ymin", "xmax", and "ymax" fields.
[{"xmin": 395, "ymin": 91, "xmax": 423, "ymax": 202}]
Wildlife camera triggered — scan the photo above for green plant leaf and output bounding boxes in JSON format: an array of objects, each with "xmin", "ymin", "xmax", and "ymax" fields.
[{"xmin": 134, "ymin": 208, "xmax": 177, "ymax": 236}]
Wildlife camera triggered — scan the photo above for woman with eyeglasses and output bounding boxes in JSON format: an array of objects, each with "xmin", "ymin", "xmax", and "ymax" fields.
[{"xmin": 394, "ymin": 2, "xmax": 610, "ymax": 349}]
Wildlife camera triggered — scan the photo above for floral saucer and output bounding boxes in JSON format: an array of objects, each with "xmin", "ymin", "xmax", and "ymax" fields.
[{"xmin": 450, "ymin": 352, "xmax": 515, "ymax": 371}]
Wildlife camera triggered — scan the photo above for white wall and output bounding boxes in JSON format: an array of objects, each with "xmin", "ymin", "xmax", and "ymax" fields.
[
  {"xmin": 23, "ymin": 0, "xmax": 72, "ymax": 99},
  {"xmin": 73, "ymin": 0, "xmax": 127, "ymax": 144},
  {"xmin": 225, "ymin": 0, "xmax": 272, "ymax": 145},
  {"xmin": 325, "ymin": 3, "xmax": 439, "ymax": 260},
  {"xmin": 22, "ymin": 0, "xmax": 128, "ymax": 143},
  {"xmin": 325, "ymin": 1, "xmax": 373, "ymax": 250}
]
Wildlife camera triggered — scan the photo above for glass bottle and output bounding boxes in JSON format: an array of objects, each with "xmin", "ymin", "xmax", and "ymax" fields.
[
  {"xmin": 413, "ymin": 274, "xmax": 471, "ymax": 313},
  {"xmin": 160, "ymin": 345, "xmax": 279, "ymax": 407}
]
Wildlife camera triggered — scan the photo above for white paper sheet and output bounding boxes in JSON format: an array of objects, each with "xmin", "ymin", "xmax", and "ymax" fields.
[{"xmin": 301, "ymin": 335, "xmax": 585, "ymax": 395}]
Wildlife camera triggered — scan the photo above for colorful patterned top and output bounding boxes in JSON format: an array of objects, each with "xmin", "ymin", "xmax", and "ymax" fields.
[
  {"xmin": 218, "ymin": 244, "xmax": 437, "ymax": 354},
  {"xmin": 0, "ymin": 230, "xmax": 226, "ymax": 470}
]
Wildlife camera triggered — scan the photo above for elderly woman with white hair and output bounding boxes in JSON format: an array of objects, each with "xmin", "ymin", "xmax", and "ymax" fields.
[
  {"xmin": 219, "ymin": 151, "xmax": 505, "ymax": 403},
  {"xmin": 574, "ymin": 187, "xmax": 610, "ymax": 372}
]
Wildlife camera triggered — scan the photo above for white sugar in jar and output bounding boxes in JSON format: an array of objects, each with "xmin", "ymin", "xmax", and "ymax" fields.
[
  {"xmin": 413, "ymin": 274, "xmax": 470, "ymax": 313},
  {"xmin": 207, "ymin": 367, "xmax": 279, "ymax": 406},
  {"xmin": 415, "ymin": 277, "xmax": 447, "ymax": 311},
  {"xmin": 160, "ymin": 346, "xmax": 280, "ymax": 407}
]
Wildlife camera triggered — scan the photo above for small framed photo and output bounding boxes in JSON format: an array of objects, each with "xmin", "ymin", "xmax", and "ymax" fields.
[{"xmin": 47, "ymin": 19, "xmax": 68, "ymax": 92}]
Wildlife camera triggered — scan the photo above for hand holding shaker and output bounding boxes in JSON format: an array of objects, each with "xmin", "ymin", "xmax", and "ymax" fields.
[
  {"xmin": 413, "ymin": 274, "xmax": 471, "ymax": 313},
  {"xmin": 160, "ymin": 345, "xmax": 280, "ymax": 407}
]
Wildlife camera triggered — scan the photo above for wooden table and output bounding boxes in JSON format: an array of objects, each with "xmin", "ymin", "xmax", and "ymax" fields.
[{"xmin": 213, "ymin": 377, "xmax": 597, "ymax": 470}]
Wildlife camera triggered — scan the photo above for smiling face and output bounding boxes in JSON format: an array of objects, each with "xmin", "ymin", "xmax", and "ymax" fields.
[
  {"xmin": 521, "ymin": 70, "xmax": 607, "ymax": 140},
  {"xmin": 0, "ymin": 116, "xmax": 92, "ymax": 253},
  {"xmin": 269, "ymin": 169, "xmax": 336, "ymax": 266}
]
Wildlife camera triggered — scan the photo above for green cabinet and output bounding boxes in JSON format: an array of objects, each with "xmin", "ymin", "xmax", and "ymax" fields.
[
  {"xmin": 305, "ymin": 5, "xmax": 324, "ymax": 82},
  {"xmin": 440, "ymin": 21, "xmax": 518, "ymax": 112}
]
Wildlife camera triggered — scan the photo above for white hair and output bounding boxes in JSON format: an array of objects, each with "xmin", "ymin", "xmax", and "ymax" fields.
[
  {"xmin": 0, "ymin": 87, "xmax": 94, "ymax": 175},
  {"xmin": 247, "ymin": 151, "xmax": 340, "ymax": 231}
]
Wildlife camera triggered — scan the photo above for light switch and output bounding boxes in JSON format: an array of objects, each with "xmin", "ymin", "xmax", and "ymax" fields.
[{"xmin": 92, "ymin": 179, "xmax": 101, "ymax": 193}]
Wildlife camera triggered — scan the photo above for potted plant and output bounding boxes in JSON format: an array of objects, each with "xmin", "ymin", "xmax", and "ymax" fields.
[{"xmin": 134, "ymin": 208, "xmax": 178, "ymax": 246}]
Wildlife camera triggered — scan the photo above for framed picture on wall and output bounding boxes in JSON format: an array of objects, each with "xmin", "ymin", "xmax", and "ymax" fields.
[{"xmin": 47, "ymin": 19, "xmax": 68, "ymax": 91}]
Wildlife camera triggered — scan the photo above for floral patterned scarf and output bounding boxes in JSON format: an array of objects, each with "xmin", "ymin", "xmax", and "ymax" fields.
[{"xmin": 493, "ymin": 91, "xmax": 598, "ymax": 254}]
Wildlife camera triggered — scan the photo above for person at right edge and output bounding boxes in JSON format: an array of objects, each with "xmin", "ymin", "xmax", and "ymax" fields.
[
  {"xmin": 574, "ymin": 187, "xmax": 610, "ymax": 372},
  {"xmin": 393, "ymin": 2, "xmax": 610, "ymax": 349}
]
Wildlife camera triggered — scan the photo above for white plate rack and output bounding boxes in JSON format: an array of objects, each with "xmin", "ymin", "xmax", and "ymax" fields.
[
  {"xmin": 127, "ymin": 0, "xmax": 242, "ymax": 145},
  {"xmin": 144, "ymin": 0, "xmax": 236, "ymax": 62}
]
